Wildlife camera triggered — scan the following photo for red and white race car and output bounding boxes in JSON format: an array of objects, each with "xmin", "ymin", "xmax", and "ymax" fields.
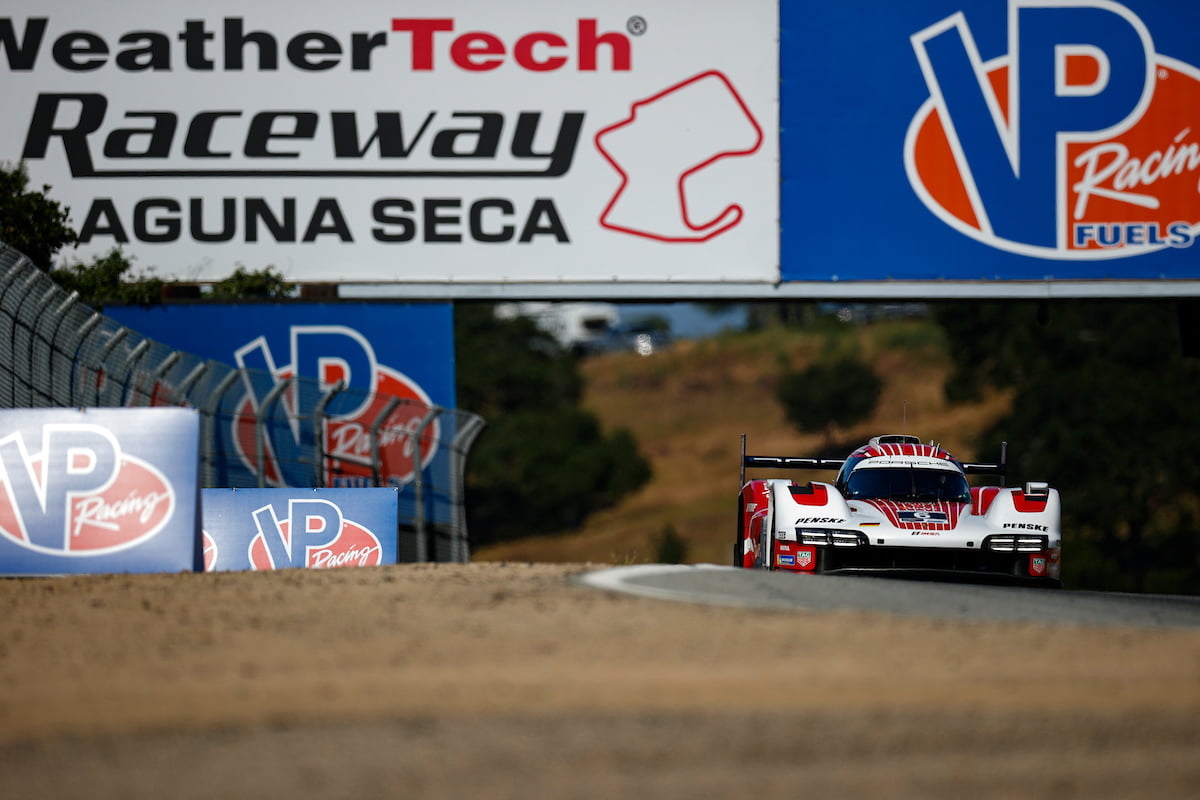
[{"xmin": 734, "ymin": 434, "xmax": 1062, "ymax": 587}]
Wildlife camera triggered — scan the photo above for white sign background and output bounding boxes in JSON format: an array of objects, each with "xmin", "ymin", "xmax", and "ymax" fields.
[{"xmin": 2, "ymin": 0, "xmax": 779, "ymax": 285}]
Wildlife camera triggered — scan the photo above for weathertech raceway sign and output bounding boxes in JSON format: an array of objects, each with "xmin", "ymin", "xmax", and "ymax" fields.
[
  {"xmin": 0, "ymin": 408, "xmax": 201, "ymax": 575},
  {"xmin": 1, "ymin": 0, "xmax": 778, "ymax": 285},
  {"xmin": 783, "ymin": 0, "xmax": 1200, "ymax": 284}
]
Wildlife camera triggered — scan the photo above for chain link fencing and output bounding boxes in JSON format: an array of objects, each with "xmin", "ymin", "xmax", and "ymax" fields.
[{"xmin": 0, "ymin": 242, "xmax": 484, "ymax": 562}]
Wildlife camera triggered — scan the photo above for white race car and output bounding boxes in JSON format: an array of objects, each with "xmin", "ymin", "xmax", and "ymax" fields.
[{"xmin": 734, "ymin": 434, "xmax": 1062, "ymax": 587}]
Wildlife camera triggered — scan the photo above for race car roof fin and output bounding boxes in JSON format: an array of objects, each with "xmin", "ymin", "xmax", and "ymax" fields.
[{"xmin": 961, "ymin": 441, "xmax": 1008, "ymax": 477}]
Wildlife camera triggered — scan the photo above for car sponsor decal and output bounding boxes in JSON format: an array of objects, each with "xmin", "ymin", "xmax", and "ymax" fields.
[
  {"xmin": 777, "ymin": 554, "xmax": 796, "ymax": 566},
  {"xmin": 907, "ymin": 0, "xmax": 1200, "ymax": 259},
  {"xmin": 862, "ymin": 500, "xmax": 962, "ymax": 530},
  {"xmin": 1030, "ymin": 554, "xmax": 1048, "ymax": 576}
]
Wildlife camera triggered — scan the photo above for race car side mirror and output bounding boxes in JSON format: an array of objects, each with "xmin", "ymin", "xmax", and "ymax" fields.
[{"xmin": 1024, "ymin": 481, "xmax": 1050, "ymax": 498}]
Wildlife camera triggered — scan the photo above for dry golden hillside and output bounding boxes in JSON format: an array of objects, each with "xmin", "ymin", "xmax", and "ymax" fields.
[{"xmin": 475, "ymin": 318, "xmax": 1011, "ymax": 565}]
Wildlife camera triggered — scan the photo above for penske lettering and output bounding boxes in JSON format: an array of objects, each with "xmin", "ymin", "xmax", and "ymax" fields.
[
  {"xmin": 1003, "ymin": 523, "xmax": 1049, "ymax": 532},
  {"xmin": 0, "ymin": 17, "xmax": 631, "ymax": 73}
]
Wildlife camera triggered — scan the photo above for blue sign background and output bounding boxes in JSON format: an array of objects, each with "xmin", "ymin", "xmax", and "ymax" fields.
[
  {"xmin": 107, "ymin": 303, "xmax": 454, "ymax": 409},
  {"xmin": 201, "ymin": 488, "xmax": 398, "ymax": 571},
  {"xmin": 107, "ymin": 303, "xmax": 457, "ymax": 523},
  {"xmin": 781, "ymin": 0, "xmax": 1200, "ymax": 283},
  {"xmin": 0, "ymin": 407, "xmax": 200, "ymax": 575}
]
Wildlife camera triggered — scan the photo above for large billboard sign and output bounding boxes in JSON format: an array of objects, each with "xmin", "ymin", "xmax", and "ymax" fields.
[
  {"xmin": 0, "ymin": 408, "xmax": 200, "ymax": 575},
  {"xmin": 783, "ymin": 0, "xmax": 1200, "ymax": 289},
  {"xmin": 1, "ymin": 0, "xmax": 779, "ymax": 286},
  {"xmin": 106, "ymin": 303, "xmax": 454, "ymax": 498}
]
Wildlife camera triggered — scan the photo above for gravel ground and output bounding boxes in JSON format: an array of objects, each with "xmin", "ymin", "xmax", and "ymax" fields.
[{"xmin": 1, "ymin": 562, "xmax": 1198, "ymax": 799}]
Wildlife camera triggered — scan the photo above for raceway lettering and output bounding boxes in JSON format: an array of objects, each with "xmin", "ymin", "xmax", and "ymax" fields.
[
  {"xmin": 907, "ymin": 0, "xmax": 1200, "ymax": 259},
  {"xmin": 0, "ymin": 424, "xmax": 175, "ymax": 555}
]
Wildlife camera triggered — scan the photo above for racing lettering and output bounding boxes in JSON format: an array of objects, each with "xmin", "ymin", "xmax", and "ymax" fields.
[
  {"xmin": 795, "ymin": 517, "xmax": 845, "ymax": 524},
  {"xmin": 1003, "ymin": 523, "xmax": 1049, "ymax": 531}
]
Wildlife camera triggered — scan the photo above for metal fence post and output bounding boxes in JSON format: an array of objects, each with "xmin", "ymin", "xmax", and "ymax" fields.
[
  {"xmin": 255, "ymin": 376, "xmax": 291, "ymax": 488},
  {"xmin": 311, "ymin": 379, "xmax": 345, "ymax": 488},
  {"xmin": 411, "ymin": 407, "xmax": 441, "ymax": 563},
  {"xmin": 93, "ymin": 328, "xmax": 129, "ymax": 405},
  {"xmin": 448, "ymin": 414, "xmax": 486, "ymax": 563},
  {"xmin": 201, "ymin": 368, "xmax": 243, "ymax": 488},
  {"xmin": 369, "ymin": 395, "xmax": 402, "ymax": 488}
]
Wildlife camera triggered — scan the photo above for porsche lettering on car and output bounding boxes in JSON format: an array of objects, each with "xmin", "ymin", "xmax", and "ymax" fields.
[{"xmin": 734, "ymin": 434, "xmax": 1062, "ymax": 587}]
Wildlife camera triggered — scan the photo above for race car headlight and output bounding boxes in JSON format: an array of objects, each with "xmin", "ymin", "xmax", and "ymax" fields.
[
  {"xmin": 797, "ymin": 529, "xmax": 830, "ymax": 545},
  {"xmin": 796, "ymin": 529, "xmax": 866, "ymax": 547},
  {"xmin": 984, "ymin": 534, "xmax": 1049, "ymax": 552}
]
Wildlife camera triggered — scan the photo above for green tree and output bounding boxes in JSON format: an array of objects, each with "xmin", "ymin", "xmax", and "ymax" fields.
[
  {"xmin": 211, "ymin": 266, "xmax": 295, "ymax": 299},
  {"xmin": 455, "ymin": 304, "xmax": 652, "ymax": 547},
  {"xmin": 776, "ymin": 357, "xmax": 882, "ymax": 444},
  {"xmin": 936, "ymin": 300, "xmax": 1200, "ymax": 594},
  {"xmin": 0, "ymin": 162, "xmax": 76, "ymax": 269},
  {"xmin": 50, "ymin": 248, "xmax": 163, "ymax": 308}
]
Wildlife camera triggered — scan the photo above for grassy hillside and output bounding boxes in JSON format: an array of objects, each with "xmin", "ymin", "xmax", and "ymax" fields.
[{"xmin": 474, "ymin": 316, "xmax": 1011, "ymax": 565}]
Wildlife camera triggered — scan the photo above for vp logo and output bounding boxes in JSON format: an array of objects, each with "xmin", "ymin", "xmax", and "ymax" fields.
[
  {"xmin": 906, "ymin": 0, "xmax": 1200, "ymax": 258},
  {"xmin": 246, "ymin": 498, "xmax": 383, "ymax": 570},
  {"xmin": 232, "ymin": 326, "xmax": 437, "ymax": 488},
  {"xmin": 0, "ymin": 424, "xmax": 174, "ymax": 555}
]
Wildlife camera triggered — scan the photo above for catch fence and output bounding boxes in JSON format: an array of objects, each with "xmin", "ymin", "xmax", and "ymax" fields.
[{"xmin": 0, "ymin": 242, "xmax": 484, "ymax": 562}]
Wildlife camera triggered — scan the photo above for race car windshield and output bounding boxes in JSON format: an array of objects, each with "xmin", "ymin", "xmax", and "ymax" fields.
[{"xmin": 845, "ymin": 467, "xmax": 970, "ymax": 503}]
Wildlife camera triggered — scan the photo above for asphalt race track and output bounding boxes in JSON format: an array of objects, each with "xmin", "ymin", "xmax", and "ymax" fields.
[{"xmin": 578, "ymin": 564, "xmax": 1200, "ymax": 628}]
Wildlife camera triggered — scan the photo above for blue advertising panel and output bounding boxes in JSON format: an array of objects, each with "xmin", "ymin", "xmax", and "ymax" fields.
[
  {"xmin": 201, "ymin": 488, "xmax": 398, "ymax": 571},
  {"xmin": 0, "ymin": 407, "xmax": 200, "ymax": 575},
  {"xmin": 107, "ymin": 303, "xmax": 455, "ymax": 521},
  {"xmin": 782, "ymin": 0, "xmax": 1200, "ymax": 284}
]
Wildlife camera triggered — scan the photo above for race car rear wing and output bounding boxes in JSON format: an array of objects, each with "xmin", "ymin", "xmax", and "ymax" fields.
[
  {"xmin": 739, "ymin": 434, "xmax": 1007, "ymax": 487},
  {"xmin": 740, "ymin": 434, "xmax": 845, "ymax": 488}
]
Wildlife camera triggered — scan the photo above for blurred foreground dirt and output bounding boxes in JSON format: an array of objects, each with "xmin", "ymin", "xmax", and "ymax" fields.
[{"xmin": 1, "ymin": 563, "xmax": 1198, "ymax": 799}]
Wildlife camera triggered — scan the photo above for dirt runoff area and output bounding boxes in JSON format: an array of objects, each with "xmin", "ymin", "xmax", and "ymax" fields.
[{"xmin": 1, "ymin": 562, "xmax": 1198, "ymax": 800}]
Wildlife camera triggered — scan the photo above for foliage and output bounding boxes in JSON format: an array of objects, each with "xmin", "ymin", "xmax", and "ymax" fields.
[
  {"xmin": 50, "ymin": 248, "xmax": 164, "ymax": 308},
  {"xmin": 776, "ymin": 357, "xmax": 883, "ymax": 440},
  {"xmin": 0, "ymin": 162, "xmax": 76, "ymax": 269},
  {"xmin": 935, "ymin": 300, "xmax": 1200, "ymax": 594},
  {"xmin": 653, "ymin": 524, "xmax": 689, "ymax": 564},
  {"xmin": 455, "ymin": 304, "xmax": 652, "ymax": 547},
  {"xmin": 210, "ymin": 266, "xmax": 296, "ymax": 300}
]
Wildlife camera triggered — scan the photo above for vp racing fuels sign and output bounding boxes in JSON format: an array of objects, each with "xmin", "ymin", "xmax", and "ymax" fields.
[
  {"xmin": 781, "ymin": 0, "xmax": 1200, "ymax": 285},
  {"xmin": 0, "ymin": 408, "xmax": 200, "ymax": 575},
  {"xmin": 200, "ymin": 488, "xmax": 398, "ymax": 572},
  {"xmin": 1, "ymin": 0, "xmax": 778, "ymax": 285},
  {"xmin": 907, "ymin": 0, "xmax": 1200, "ymax": 259}
]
